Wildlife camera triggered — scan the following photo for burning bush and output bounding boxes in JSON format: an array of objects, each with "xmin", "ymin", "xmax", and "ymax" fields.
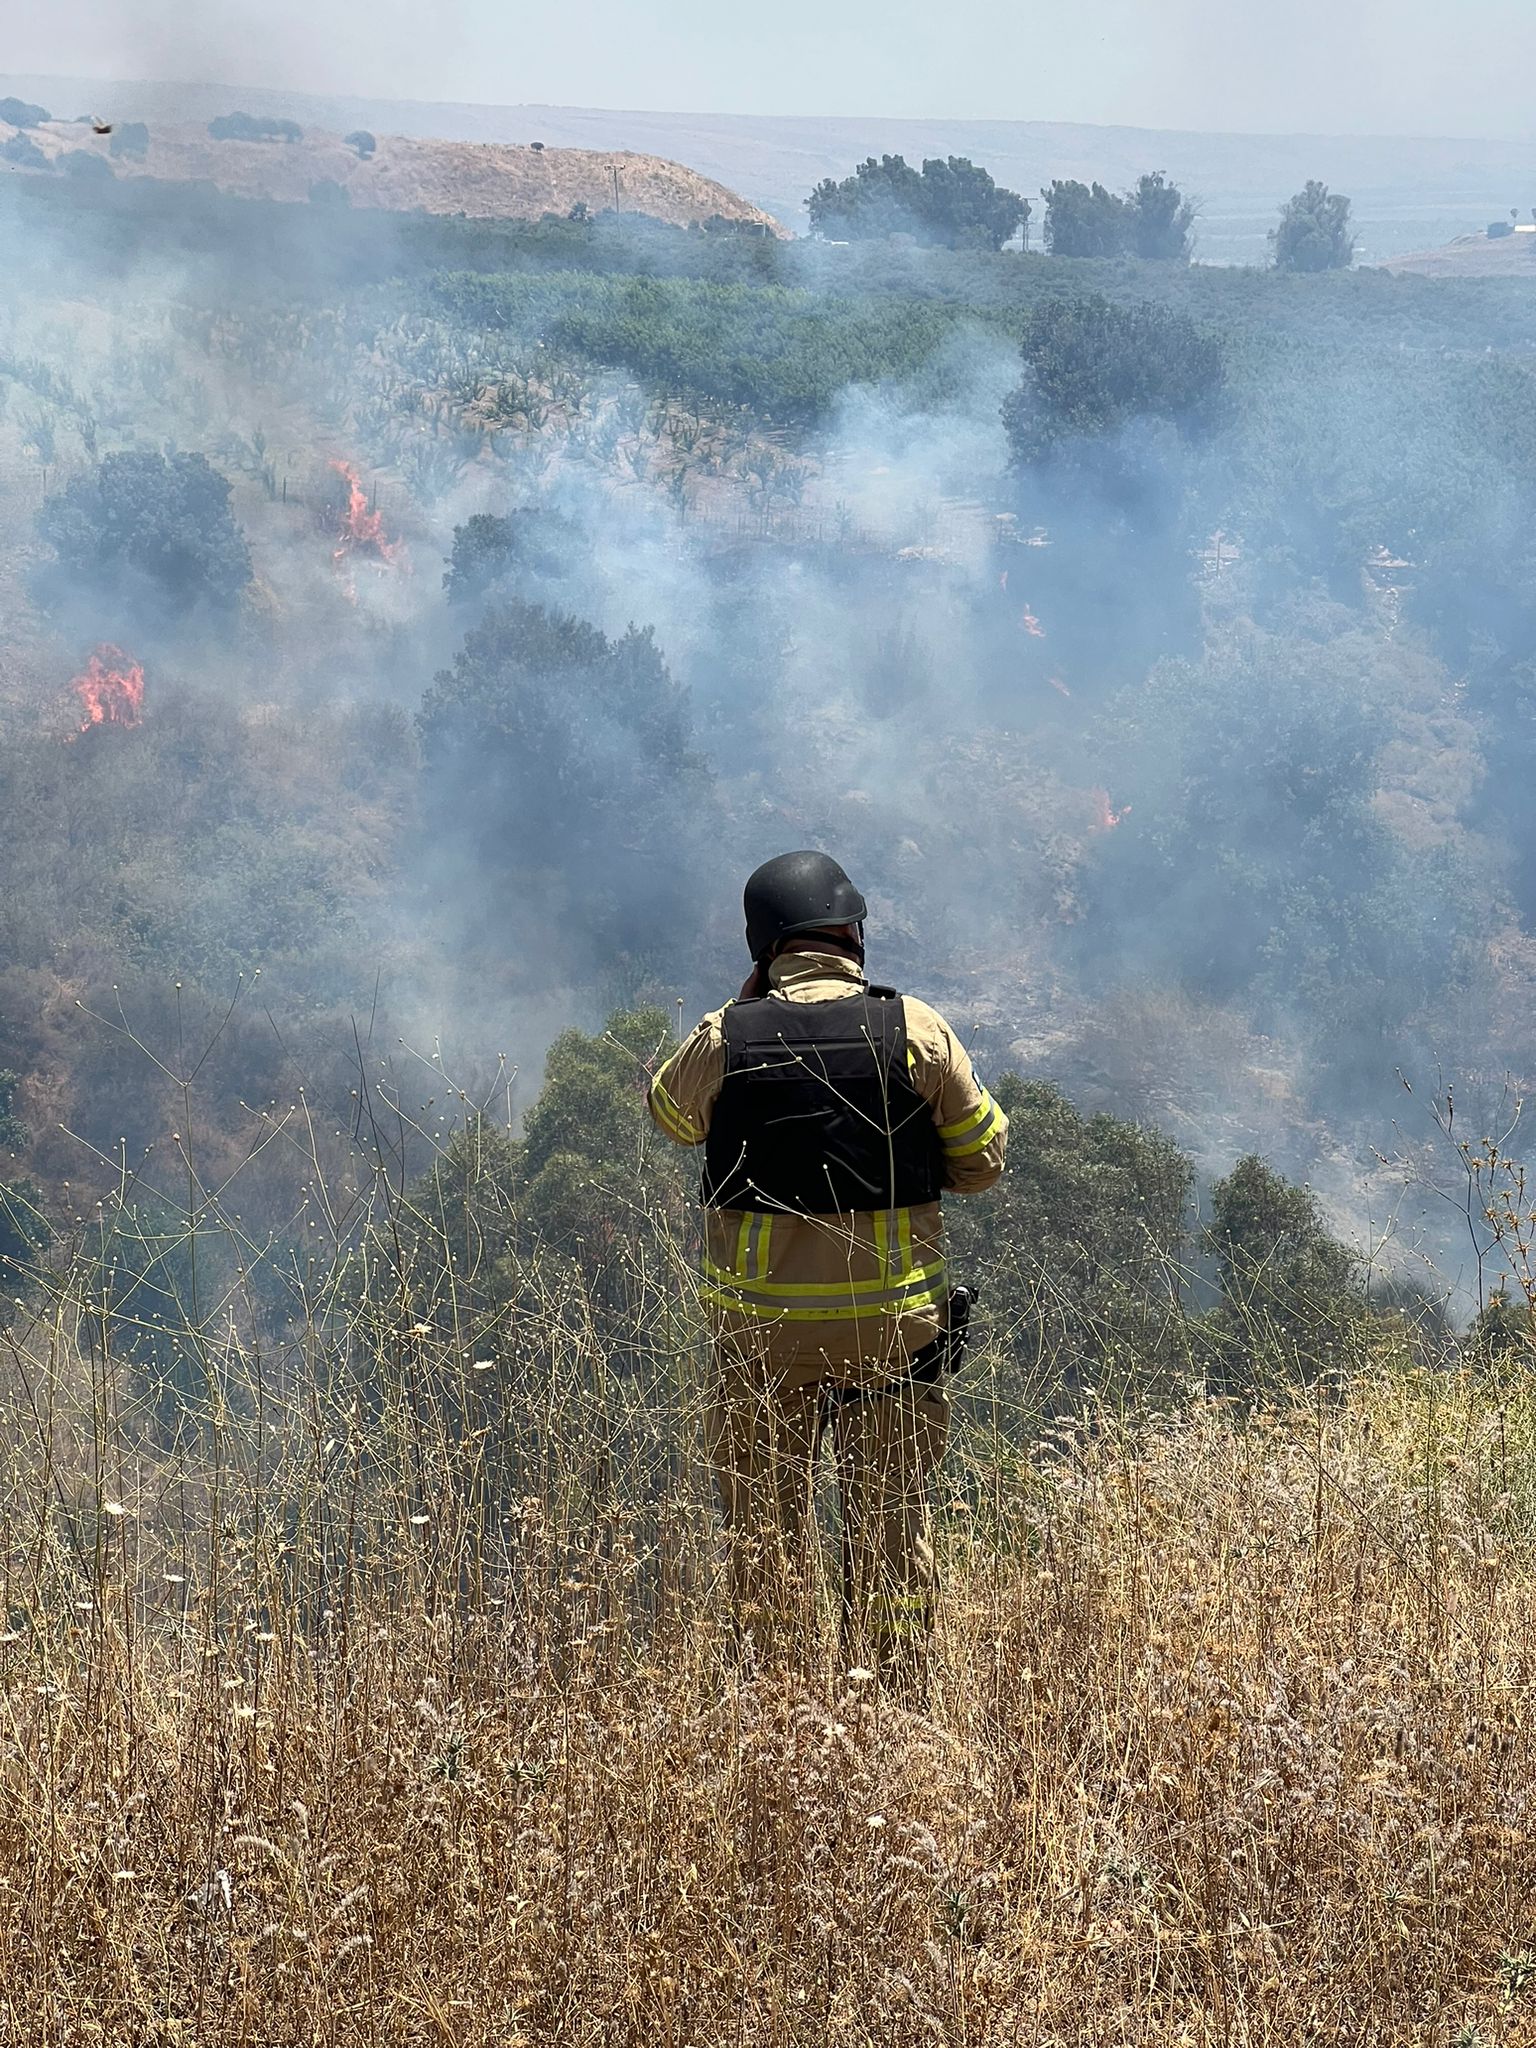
[
  {"xmin": 324, "ymin": 460, "xmax": 402, "ymax": 581},
  {"xmin": 70, "ymin": 643, "xmax": 144, "ymax": 730}
]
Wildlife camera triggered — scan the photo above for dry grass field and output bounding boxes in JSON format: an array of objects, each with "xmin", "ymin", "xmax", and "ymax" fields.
[{"xmin": 3, "ymin": 1243, "xmax": 1535, "ymax": 2048}]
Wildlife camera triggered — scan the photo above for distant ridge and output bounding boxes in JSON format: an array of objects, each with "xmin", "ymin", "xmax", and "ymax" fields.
[
  {"xmin": 0, "ymin": 98, "xmax": 778, "ymax": 233},
  {"xmin": 3, "ymin": 73, "xmax": 1532, "ymax": 260}
]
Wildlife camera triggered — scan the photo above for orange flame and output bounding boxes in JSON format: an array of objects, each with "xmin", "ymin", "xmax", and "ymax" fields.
[
  {"xmin": 71, "ymin": 644, "xmax": 144, "ymax": 731},
  {"xmin": 1047, "ymin": 675, "xmax": 1071, "ymax": 698},
  {"xmin": 330, "ymin": 459, "xmax": 400, "ymax": 565},
  {"xmin": 1019, "ymin": 605, "xmax": 1045, "ymax": 638},
  {"xmin": 1090, "ymin": 788, "xmax": 1131, "ymax": 832}
]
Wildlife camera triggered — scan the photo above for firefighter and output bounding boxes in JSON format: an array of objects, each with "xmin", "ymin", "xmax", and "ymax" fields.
[{"xmin": 647, "ymin": 850, "xmax": 1007, "ymax": 1698}]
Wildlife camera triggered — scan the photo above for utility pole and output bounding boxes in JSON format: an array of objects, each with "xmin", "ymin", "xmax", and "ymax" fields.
[{"xmin": 612, "ymin": 164, "xmax": 621, "ymax": 214}]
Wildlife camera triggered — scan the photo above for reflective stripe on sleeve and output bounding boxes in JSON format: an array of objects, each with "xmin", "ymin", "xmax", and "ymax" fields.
[
  {"xmin": 938, "ymin": 1088, "xmax": 1000, "ymax": 1157},
  {"xmin": 650, "ymin": 1078, "xmax": 704, "ymax": 1145}
]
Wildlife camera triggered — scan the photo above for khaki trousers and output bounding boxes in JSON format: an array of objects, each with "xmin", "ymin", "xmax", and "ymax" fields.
[{"xmin": 707, "ymin": 1349, "xmax": 948, "ymax": 1698}]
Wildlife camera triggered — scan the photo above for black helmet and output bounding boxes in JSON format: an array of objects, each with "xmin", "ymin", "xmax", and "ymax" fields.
[{"xmin": 743, "ymin": 850, "xmax": 868, "ymax": 962}]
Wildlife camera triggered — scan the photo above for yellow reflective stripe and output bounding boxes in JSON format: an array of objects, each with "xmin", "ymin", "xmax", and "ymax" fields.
[
  {"xmin": 866, "ymin": 1593, "xmax": 930, "ymax": 1635},
  {"xmin": 650, "ymin": 1079, "xmax": 703, "ymax": 1145},
  {"xmin": 873, "ymin": 1207, "xmax": 914, "ymax": 1282},
  {"xmin": 701, "ymin": 1256, "xmax": 947, "ymax": 1301},
  {"xmin": 699, "ymin": 1280, "xmax": 949, "ymax": 1323},
  {"xmin": 938, "ymin": 1089, "xmax": 995, "ymax": 1143},
  {"xmin": 946, "ymin": 1109, "xmax": 1001, "ymax": 1158},
  {"xmin": 731, "ymin": 1211, "xmax": 772, "ymax": 1281}
]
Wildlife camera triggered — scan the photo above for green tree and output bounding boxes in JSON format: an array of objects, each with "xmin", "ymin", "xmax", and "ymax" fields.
[
  {"xmin": 1127, "ymin": 171, "xmax": 1195, "ymax": 260},
  {"xmin": 0, "ymin": 96, "xmax": 50, "ymax": 128},
  {"xmin": 910, "ymin": 155, "xmax": 1028, "ymax": 250},
  {"xmin": 307, "ymin": 177, "xmax": 351, "ymax": 207},
  {"xmin": 945, "ymin": 1075, "xmax": 1193, "ymax": 1392},
  {"xmin": 1040, "ymin": 180, "xmax": 1130, "ymax": 257},
  {"xmin": 391, "ymin": 1119, "xmax": 524, "ymax": 1346},
  {"xmin": 417, "ymin": 603, "xmax": 715, "ymax": 973},
  {"xmin": 1003, "ymin": 295, "xmax": 1226, "ymax": 463},
  {"xmin": 390, "ymin": 1011, "xmax": 688, "ymax": 1360},
  {"xmin": 521, "ymin": 1007, "xmax": 679, "ymax": 1254},
  {"xmin": 109, "ymin": 122, "xmax": 150, "ymax": 160},
  {"xmin": 35, "ymin": 450, "xmax": 252, "ymax": 627},
  {"xmin": 344, "ymin": 129, "xmax": 377, "ymax": 159},
  {"xmin": 1271, "ymin": 180, "xmax": 1355, "ymax": 272},
  {"xmin": 1205, "ymin": 1156, "xmax": 1360, "ymax": 1380},
  {"xmin": 808, "ymin": 154, "xmax": 1027, "ymax": 250},
  {"xmin": 442, "ymin": 508, "xmax": 586, "ymax": 603}
]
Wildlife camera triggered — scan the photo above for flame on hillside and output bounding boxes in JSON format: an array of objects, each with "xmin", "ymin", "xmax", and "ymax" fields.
[
  {"xmin": 1047, "ymin": 675, "xmax": 1072, "ymax": 699},
  {"xmin": 71, "ymin": 645, "xmax": 144, "ymax": 732},
  {"xmin": 1019, "ymin": 605, "xmax": 1046, "ymax": 638},
  {"xmin": 1090, "ymin": 789, "xmax": 1131, "ymax": 832},
  {"xmin": 330, "ymin": 459, "xmax": 401, "ymax": 566}
]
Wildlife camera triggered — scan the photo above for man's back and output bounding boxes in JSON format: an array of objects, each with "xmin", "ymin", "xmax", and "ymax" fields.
[{"xmin": 648, "ymin": 945, "xmax": 1007, "ymax": 1375}]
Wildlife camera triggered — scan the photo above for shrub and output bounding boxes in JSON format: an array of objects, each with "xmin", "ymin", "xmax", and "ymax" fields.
[
  {"xmin": 35, "ymin": 449, "xmax": 252, "ymax": 626},
  {"xmin": 0, "ymin": 133, "xmax": 47, "ymax": 170},
  {"xmin": 0, "ymin": 96, "xmax": 50, "ymax": 128},
  {"xmin": 207, "ymin": 112, "xmax": 303, "ymax": 143},
  {"xmin": 58, "ymin": 149, "xmax": 114, "ymax": 182}
]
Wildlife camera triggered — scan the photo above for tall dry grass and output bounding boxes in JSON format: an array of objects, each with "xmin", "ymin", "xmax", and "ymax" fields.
[{"xmin": 3, "ymin": 1188, "xmax": 1536, "ymax": 2047}]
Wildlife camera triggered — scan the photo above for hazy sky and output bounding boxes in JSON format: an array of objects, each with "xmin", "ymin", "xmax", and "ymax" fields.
[{"xmin": 6, "ymin": 0, "xmax": 1534, "ymax": 138}]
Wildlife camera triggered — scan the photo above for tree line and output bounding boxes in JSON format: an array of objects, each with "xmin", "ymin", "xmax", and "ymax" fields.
[{"xmin": 808, "ymin": 151, "xmax": 1356, "ymax": 271}]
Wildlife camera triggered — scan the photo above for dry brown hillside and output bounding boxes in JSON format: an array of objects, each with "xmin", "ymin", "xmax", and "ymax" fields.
[
  {"xmin": 1386, "ymin": 228, "xmax": 1536, "ymax": 276},
  {"xmin": 0, "ymin": 115, "xmax": 784, "ymax": 232}
]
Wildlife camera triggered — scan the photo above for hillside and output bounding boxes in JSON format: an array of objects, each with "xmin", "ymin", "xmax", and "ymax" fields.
[
  {"xmin": 0, "ymin": 113, "xmax": 782, "ymax": 232},
  {"xmin": 1387, "ymin": 228, "xmax": 1536, "ymax": 277},
  {"xmin": 4, "ymin": 72, "xmax": 1533, "ymax": 259}
]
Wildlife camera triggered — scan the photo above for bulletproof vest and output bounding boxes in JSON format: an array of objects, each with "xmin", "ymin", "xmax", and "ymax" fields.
[{"xmin": 701, "ymin": 989, "xmax": 945, "ymax": 1214}]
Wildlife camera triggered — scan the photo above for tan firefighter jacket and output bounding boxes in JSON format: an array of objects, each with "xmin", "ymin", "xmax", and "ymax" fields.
[{"xmin": 647, "ymin": 949, "xmax": 1008, "ymax": 1373}]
